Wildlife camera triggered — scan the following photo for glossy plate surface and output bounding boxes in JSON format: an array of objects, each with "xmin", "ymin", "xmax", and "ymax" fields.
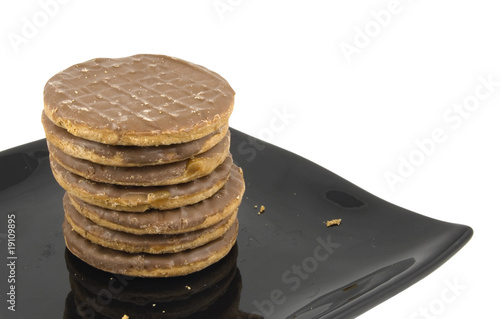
[{"xmin": 0, "ymin": 129, "xmax": 472, "ymax": 318}]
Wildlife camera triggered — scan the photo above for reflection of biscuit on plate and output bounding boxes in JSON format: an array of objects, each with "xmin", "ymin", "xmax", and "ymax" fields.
[
  {"xmin": 63, "ymin": 245, "xmax": 256, "ymax": 318},
  {"xmin": 64, "ymin": 244, "xmax": 239, "ymax": 303}
]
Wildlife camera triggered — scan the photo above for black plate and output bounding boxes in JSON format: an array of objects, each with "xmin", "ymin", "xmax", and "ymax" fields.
[{"xmin": 0, "ymin": 129, "xmax": 472, "ymax": 319}]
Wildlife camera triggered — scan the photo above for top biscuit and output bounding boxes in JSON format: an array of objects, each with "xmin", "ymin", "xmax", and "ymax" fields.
[{"xmin": 43, "ymin": 54, "xmax": 234, "ymax": 146}]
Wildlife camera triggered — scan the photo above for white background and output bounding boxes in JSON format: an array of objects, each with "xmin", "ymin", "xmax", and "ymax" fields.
[{"xmin": 1, "ymin": 0, "xmax": 499, "ymax": 318}]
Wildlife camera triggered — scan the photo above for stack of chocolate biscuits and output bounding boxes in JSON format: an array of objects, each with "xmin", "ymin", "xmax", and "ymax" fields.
[{"xmin": 42, "ymin": 54, "xmax": 244, "ymax": 277}]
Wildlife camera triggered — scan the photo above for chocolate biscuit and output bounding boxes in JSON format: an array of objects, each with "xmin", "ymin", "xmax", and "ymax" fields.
[
  {"xmin": 63, "ymin": 218, "xmax": 239, "ymax": 277},
  {"xmin": 66, "ymin": 164, "xmax": 245, "ymax": 234},
  {"xmin": 64, "ymin": 195, "xmax": 238, "ymax": 254},
  {"xmin": 50, "ymin": 155, "xmax": 233, "ymax": 212},
  {"xmin": 43, "ymin": 54, "xmax": 234, "ymax": 146},
  {"xmin": 42, "ymin": 112, "xmax": 229, "ymax": 167},
  {"xmin": 48, "ymin": 131, "xmax": 230, "ymax": 186}
]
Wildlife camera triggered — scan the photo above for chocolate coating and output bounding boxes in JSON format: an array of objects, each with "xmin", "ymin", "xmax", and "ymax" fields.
[
  {"xmin": 42, "ymin": 111, "xmax": 228, "ymax": 166},
  {"xmin": 63, "ymin": 219, "xmax": 239, "ymax": 277},
  {"xmin": 68, "ymin": 164, "xmax": 245, "ymax": 234},
  {"xmin": 50, "ymin": 155, "xmax": 234, "ymax": 212},
  {"xmin": 43, "ymin": 54, "xmax": 235, "ymax": 146},
  {"xmin": 48, "ymin": 131, "xmax": 230, "ymax": 186},
  {"xmin": 64, "ymin": 193, "xmax": 238, "ymax": 254}
]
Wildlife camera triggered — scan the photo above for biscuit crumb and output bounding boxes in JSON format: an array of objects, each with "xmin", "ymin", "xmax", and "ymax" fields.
[
  {"xmin": 185, "ymin": 285, "xmax": 191, "ymax": 290},
  {"xmin": 326, "ymin": 219, "xmax": 341, "ymax": 227},
  {"xmin": 258, "ymin": 205, "xmax": 265, "ymax": 214},
  {"xmin": 122, "ymin": 315, "xmax": 129, "ymax": 319}
]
